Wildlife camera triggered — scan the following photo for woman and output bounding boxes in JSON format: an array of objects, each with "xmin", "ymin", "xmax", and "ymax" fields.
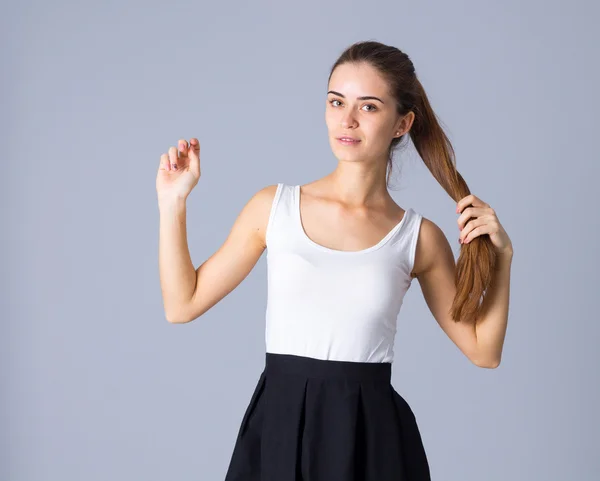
[{"xmin": 157, "ymin": 40, "xmax": 513, "ymax": 480}]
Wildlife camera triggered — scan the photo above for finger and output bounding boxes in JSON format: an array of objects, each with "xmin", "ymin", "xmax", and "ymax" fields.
[
  {"xmin": 178, "ymin": 138, "xmax": 188, "ymax": 158},
  {"xmin": 160, "ymin": 153, "xmax": 170, "ymax": 171},
  {"xmin": 176, "ymin": 139, "xmax": 190, "ymax": 170},
  {"xmin": 463, "ymin": 224, "xmax": 489, "ymax": 244},
  {"xmin": 459, "ymin": 217, "xmax": 479, "ymax": 241},
  {"xmin": 457, "ymin": 195, "xmax": 487, "ymax": 213},
  {"xmin": 189, "ymin": 137, "xmax": 200, "ymax": 155},
  {"xmin": 188, "ymin": 137, "xmax": 201, "ymax": 176},
  {"xmin": 168, "ymin": 146, "xmax": 179, "ymax": 170},
  {"xmin": 456, "ymin": 196, "xmax": 469, "ymax": 213},
  {"xmin": 457, "ymin": 207, "xmax": 485, "ymax": 230},
  {"xmin": 187, "ymin": 138, "xmax": 200, "ymax": 161}
]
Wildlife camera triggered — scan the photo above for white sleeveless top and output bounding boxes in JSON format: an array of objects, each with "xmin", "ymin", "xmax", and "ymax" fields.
[{"xmin": 264, "ymin": 183, "xmax": 422, "ymax": 363}]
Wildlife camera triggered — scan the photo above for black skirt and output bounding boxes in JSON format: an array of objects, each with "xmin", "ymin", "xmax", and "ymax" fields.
[{"xmin": 224, "ymin": 352, "xmax": 431, "ymax": 480}]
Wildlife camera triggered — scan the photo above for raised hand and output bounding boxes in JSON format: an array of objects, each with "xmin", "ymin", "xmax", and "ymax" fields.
[{"xmin": 156, "ymin": 137, "xmax": 201, "ymax": 203}]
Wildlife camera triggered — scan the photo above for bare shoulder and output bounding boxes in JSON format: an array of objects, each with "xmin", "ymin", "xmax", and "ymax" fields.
[
  {"xmin": 411, "ymin": 215, "xmax": 454, "ymax": 279},
  {"xmin": 246, "ymin": 183, "xmax": 280, "ymax": 249}
]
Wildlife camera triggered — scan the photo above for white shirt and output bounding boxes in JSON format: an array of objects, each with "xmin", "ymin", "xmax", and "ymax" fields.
[{"xmin": 264, "ymin": 183, "xmax": 422, "ymax": 363}]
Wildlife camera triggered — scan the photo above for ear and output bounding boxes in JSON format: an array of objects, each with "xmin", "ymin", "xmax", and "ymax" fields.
[{"xmin": 397, "ymin": 111, "xmax": 415, "ymax": 135}]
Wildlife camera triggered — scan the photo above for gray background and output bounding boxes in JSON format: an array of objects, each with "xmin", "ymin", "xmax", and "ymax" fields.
[{"xmin": 2, "ymin": 0, "xmax": 599, "ymax": 479}]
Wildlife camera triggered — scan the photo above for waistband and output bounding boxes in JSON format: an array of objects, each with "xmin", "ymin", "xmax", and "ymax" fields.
[{"xmin": 264, "ymin": 352, "xmax": 391, "ymax": 384}]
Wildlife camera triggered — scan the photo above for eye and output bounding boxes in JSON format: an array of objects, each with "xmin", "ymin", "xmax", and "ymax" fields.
[{"xmin": 328, "ymin": 99, "xmax": 377, "ymax": 112}]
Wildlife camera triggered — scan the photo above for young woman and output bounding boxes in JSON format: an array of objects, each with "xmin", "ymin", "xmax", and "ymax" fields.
[{"xmin": 157, "ymin": 40, "xmax": 513, "ymax": 480}]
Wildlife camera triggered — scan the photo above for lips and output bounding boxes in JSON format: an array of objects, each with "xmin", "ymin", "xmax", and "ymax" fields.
[{"xmin": 337, "ymin": 137, "xmax": 360, "ymax": 142}]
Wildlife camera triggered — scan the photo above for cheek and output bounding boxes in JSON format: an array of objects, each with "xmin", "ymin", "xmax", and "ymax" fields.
[
  {"xmin": 363, "ymin": 124, "xmax": 388, "ymax": 141},
  {"xmin": 376, "ymin": 123, "xmax": 396, "ymax": 140},
  {"xmin": 324, "ymin": 110, "xmax": 337, "ymax": 128}
]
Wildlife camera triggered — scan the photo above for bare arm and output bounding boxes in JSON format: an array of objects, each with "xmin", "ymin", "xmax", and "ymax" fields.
[
  {"xmin": 472, "ymin": 252, "xmax": 512, "ymax": 368},
  {"xmin": 158, "ymin": 196, "xmax": 197, "ymax": 322},
  {"xmin": 413, "ymin": 217, "xmax": 511, "ymax": 368},
  {"xmin": 412, "ymin": 218, "xmax": 483, "ymax": 366},
  {"xmin": 159, "ymin": 184, "xmax": 278, "ymax": 324}
]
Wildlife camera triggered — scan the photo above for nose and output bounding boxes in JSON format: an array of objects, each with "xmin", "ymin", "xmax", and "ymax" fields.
[{"xmin": 340, "ymin": 109, "xmax": 358, "ymax": 129}]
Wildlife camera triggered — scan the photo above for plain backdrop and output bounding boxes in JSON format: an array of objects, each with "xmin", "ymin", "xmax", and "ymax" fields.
[{"xmin": 2, "ymin": 0, "xmax": 599, "ymax": 480}]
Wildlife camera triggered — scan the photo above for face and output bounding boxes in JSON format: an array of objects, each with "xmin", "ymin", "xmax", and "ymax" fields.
[{"xmin": 326, "ymin": 62, "xmax": 413, "ymax": 164}]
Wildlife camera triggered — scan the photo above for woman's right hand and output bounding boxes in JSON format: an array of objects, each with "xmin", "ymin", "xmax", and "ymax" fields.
[{"xmin": 156, "ymin": 138, "xmax": 201, "ymax": 202}]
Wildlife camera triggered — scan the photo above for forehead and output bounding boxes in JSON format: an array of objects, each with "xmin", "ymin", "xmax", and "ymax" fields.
[{"xmin": 328, "ymin": 62, "xmax": 389, "ymax": 96}]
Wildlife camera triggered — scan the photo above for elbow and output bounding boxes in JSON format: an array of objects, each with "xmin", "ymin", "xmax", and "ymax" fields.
[
  {"xmin": 166, "ymin": 313, "xmax": 185, "ymax": 324},
  {"xmin": 165, "ymin": 307, "xmax": 191, "ymax": 324},
  {"xmin": 472, "ymin": 357, "xmax": 501, "ymax": 369},
  {"xmin": 471, "ymin": 343, "xmax": 502, "ymax": 369},
  {"xmin": 165, "ymin": 295, "xmax": 206, "ymax": 324},
  {"xmin": 167, "ymin": 315, "xmax": 195, "ymax": 324},
  {"xmin": 166, "ymin": 307, "xmax": 202, "ymax": 324}
]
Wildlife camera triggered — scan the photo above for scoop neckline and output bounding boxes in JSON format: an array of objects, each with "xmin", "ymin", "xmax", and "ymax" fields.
[{"xmin": 295, "ymin": 184, "xmax": 409, "ymax": 255}]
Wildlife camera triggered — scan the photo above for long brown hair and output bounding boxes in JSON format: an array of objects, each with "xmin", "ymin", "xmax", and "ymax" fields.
[{"xmin": 328, "ymin": 40, "xmax": 497, "ymax": 324}]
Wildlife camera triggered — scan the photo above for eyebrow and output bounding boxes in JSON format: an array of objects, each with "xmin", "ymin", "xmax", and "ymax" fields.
[{"xmin": 327, "ymin": 90, "xmax": 385, "ymax": 104}]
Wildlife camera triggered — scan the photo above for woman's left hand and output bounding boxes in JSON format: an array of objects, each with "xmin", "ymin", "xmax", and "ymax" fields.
[{"xmin": 456, "ymin": 194, "xmax": 513, "ymax": 258}]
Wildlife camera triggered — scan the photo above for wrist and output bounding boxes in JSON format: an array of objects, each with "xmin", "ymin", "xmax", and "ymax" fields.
[{"xmin": 158, "ymin": 195, "xmax": 187, "ymax": 211}]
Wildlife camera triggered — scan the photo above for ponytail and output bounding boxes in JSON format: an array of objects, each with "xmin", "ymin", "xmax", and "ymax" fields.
[{"xmin": 410, "ymin": 78, "xmax": 497, "ymax": 323}]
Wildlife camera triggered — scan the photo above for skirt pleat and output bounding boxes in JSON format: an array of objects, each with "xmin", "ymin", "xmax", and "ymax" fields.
[{"xmin": 224, "ymin": 352, "xmax": 431, "ymax": 481}]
